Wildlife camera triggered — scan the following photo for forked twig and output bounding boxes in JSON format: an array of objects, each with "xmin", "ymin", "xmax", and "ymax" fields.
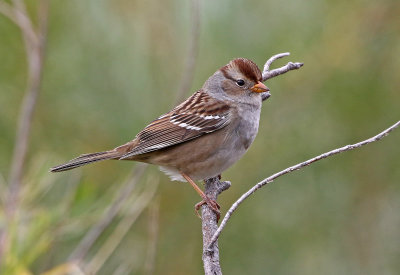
[
  {"xmin": 262, "ymin": 52, "xmax": 303, "ymax": 81},
  {"xmin": 201, "ymin": 52, "xmax": 399, "ymax": 275}
]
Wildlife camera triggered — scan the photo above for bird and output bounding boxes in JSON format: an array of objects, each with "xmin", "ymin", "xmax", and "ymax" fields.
[{"xmin": 51, "ymin": 58, "xmax": 270, "ymax": 219}]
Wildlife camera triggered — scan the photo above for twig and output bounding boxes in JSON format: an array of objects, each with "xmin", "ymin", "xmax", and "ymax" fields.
[
  {"xmin": 0, "ymin": 1, "xmax": 38, "ymax": 46},
  {"xmin": 200, "ymin": 53, "xmax": 399, "ymax": 274},
  {"xmin": 201, "ymin": 178, "xmax": 231, "ymax": 275},
  {"xmin": 262, "ymin": 52, "xmax": 303, "ymax": 81},
  {"xmin": 207, "ymin": 120, "xmax": 400, "ymax": 250}
]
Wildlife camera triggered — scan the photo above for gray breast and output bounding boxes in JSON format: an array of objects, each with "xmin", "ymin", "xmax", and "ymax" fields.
[{"xmin": 235, "ymin": 103, "xmax": 261, "ymax": 150}]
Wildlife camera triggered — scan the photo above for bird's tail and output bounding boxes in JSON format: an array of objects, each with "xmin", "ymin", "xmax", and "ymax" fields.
[{"xmin": 50, "ymin": 150, "xmax": 122, "ymax": 172}]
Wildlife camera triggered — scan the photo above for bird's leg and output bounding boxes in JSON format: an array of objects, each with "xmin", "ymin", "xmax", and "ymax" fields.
[{"xmin": 181, "ymin": 172, "xmax": 220, "ymax": 221}]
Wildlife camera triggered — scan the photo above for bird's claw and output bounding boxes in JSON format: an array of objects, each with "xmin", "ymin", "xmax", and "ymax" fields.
[{"xmin": 195, "ymin": 198, "xmax": 221, "ymax": 222}]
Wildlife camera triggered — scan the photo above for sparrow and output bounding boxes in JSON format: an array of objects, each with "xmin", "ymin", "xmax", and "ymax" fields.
[{"xmin": 51, "ymin": 58, "xmax": 270, "ymax": 219}]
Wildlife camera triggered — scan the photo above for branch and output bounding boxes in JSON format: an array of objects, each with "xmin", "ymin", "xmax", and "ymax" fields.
[
  {"xmin": 0, "ymin": 1, "xmax": 38, "ymax": 46},
  {"xmin": 200, "ymin": 52, "xmax": 304, "ymax": 274},
  {"xmin": 207, "ymin": 120, "xmax": 400, "ymax": 250},
  {"xmin": 262, "ymin": 52, "xmax": 303, "ymax": 81},
  {"xmin": 201, "ymin": 178, "xmax": 231, "ymax": 275}
]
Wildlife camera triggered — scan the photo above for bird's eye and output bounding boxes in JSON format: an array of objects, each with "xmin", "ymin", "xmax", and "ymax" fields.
[{"xmin": 236, "ymin": 79, "xmax": 245, "ymax": 86}]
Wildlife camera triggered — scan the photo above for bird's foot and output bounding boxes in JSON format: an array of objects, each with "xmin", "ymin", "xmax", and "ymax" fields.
[{"xmin": 195, "ymin": 197, "xmax": 221, "ymax": 222}]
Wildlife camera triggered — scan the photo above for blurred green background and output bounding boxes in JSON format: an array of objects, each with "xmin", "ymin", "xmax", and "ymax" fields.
[{"xmin": 1, "ymin": 0, "xmax": 400, "ymax": 274}]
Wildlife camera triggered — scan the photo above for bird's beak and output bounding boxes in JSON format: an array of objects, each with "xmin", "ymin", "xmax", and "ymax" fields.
[{"xmin": 250, "ymin": 81, "xmax": 269, "ymax": 93}]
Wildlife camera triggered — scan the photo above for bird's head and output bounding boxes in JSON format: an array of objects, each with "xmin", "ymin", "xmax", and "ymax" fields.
[{"xmin": 204, "ymin": 58, "xmax": 270, "ymax": 103}]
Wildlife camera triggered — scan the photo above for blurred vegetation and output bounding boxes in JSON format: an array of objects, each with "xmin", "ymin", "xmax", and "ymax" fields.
[{"xmin": 0, "ymin": 0, "xmax": 399, "ymax": 274}]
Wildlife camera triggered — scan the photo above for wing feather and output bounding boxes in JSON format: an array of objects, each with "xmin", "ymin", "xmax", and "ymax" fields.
[{"xmin": 120, "ymin": 91, "xmax": 232, "ymax": 159}]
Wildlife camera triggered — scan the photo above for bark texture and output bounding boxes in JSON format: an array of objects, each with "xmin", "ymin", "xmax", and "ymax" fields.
[{"xmin": 201, "ymin": 178, "xmax": 230, "ymax": 275}]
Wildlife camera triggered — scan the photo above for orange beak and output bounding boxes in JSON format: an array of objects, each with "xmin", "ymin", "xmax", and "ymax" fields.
[{"xmin": 250, "ymin": 81, "xmax": 269, "ymax": 93}]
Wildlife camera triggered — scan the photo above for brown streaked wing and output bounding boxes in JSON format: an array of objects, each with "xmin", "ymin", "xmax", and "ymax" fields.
[{"xmin": 119, "ymin": 91, "xmax": 232, "ymax": 159}]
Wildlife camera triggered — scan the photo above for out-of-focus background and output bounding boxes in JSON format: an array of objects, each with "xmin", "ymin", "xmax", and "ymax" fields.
[{"xmin": 1, "ymin": 0, "xmax": 399, "ymax": 274}]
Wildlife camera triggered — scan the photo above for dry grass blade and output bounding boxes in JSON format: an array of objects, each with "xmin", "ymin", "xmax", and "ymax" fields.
[
  {"xmin": 84, "ymin": 177, "xmax": 159, "ymax": 275},
  {"xmin": 143, "ymin": 198, "xmax": 160, "ymax": 275},
  {"xmin": 68, "ymin": 163, "xmax": 147, "ymax": 262},
  {"xmin": 0, "ymin": 0, "xmax": 50, "ymax": 267}
]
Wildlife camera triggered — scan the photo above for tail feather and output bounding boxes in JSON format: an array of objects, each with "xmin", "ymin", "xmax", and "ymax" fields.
[{"xmin": 50, "ymin": 150, "xmax": 121, "ymax": 172}]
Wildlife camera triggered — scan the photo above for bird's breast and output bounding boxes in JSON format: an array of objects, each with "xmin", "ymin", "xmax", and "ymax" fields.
[{"xmin": 235, "ymin": 104, "xmax": 261, "ymax": 150}]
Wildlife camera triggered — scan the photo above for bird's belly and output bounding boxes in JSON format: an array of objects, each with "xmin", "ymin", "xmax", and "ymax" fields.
[
  {"xmin": 153, "ymin": 128, "xmax": 251, "ymax": 182},
  {"xmin": 159, "ymin": 144, "xmax": 247, "ymax": 182},
  {"xmin": 187, "ymin": 144, "xmax": 247, "ymax": 181},
  {"xmin": 141, "ymin": 109, "xmax": 260, "ymax": 182}
]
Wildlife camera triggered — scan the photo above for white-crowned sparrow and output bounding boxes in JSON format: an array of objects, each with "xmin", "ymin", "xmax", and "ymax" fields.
[{"xmin": 51, "ymin": 58, "xmax": 270, "ymax": 218}]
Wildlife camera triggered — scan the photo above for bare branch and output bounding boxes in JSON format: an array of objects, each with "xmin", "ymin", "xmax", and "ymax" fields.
[
  {"xmin": 263, "ymin": 52, "xmax": 289, "ymax": 72},
  {"xmin": 207, "ymin": 120, "xmax": 400, "ymax": 250},
  {"xmin": 0, "ymin": 1, "xmax": 38, "ymax": 46},
  {"xmin": 201, "ymin": 178, "xmax": 231, "ymax": 275},
  {"xmin": 12, "ymin": 0, "xmax": 39, "ymax": 46},
  {"xmin": 262, "ymin": 52, "xmax": 303, "ymax": 81}
]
